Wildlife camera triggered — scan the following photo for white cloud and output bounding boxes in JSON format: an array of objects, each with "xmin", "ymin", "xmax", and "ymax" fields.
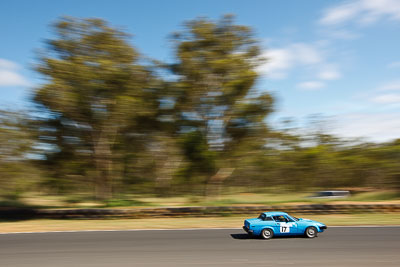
[
  {"xmin": 388, "ymin": 61, "xmax": 400, "ymax": 68},
  {"xmin": 293, "ymin": 43, "xmax": 323, "ymax": 64},
  {"xmin": 0, "ymin": 58, "xmax": 30, "ymax": 87},
  {"xmin": 320, "ymin": 0, "xmax": 400, "ymax": 26},
  {"xmin": 259, "ymin": 42, "xmax": 342, "ymax": 90},
  {"xmin": 259, "ymin": 48, "xmax": 293, "ymax": 79},
  {"xmin": 258, "ymin": 43, "xmax": 324, "ymax": 79},
  {"xmin": 378, "ymin": 80, "xmax": 400, "ymax": 91},
  {"xmin": 0, "ymin": 59, "xmax": 18, "ymax": 70},
  {"xmin": 328, "ymin": 29, "xmax": 361, "ymax": 40},
  {"xmin": 318, "ymin": 66, "xmax": 341, "ymax": 80},
  {"xmin": 298, "ymin": 81, "xmax": 325, "ymax": 90},
  {"xmin": 331, "ymin": 112, "xmax": 400, "ymax": 142},
  {"xmin": 363, "ymin": 81, "xmax": 400, "ymax": 105},
  {"xmin": 0, "ymin": 70, "xmax": 30, "ymax": 87},
  {"xmin": 320, "ymin": 1, "xmax": 361, "ymax": 26},
  {"xmin": 372, "ymin": 93, "xmax": 400, "ymax": 104}
]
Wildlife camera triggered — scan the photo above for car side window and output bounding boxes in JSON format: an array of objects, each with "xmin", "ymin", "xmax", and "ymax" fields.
[
  {"xmin": 264, "ymin": 216, "xmax": 273, "ymax": 221},
  {"xmin": 284, "ymin": 215, "xmax": 294, "ymax": 222},
  {"xmin": 273, "ymin": 215, "xmax": 287, "ymax": 222}
]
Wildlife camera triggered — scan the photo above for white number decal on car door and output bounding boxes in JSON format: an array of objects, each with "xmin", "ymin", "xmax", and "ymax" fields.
[{"xmin": 280, "ymin": 223, "xmax": 294, "ymax": 233}]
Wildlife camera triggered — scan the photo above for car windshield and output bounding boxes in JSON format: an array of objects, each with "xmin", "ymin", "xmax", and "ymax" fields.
[
  {"xmin": 288, "ymin": 214, "xmax": 299, "ymax": 221},
  {"xmin": 258, "ymin": 213, "xmax": 266, "ymax": 220}
]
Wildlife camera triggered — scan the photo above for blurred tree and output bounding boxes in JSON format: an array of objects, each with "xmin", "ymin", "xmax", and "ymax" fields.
[
  {"xmin": 369, "ymin": 140, "xmax": 400, "ymax": 192},
  {"xmin": 33, "ymin": 17, "xmax": 157, "ymax": 199},
  {"xmin": 25, "ymin": 15, "xmax": 399, "ymax": 201},
  {"xmin": 0, "ymin": 110, "xmax": 39, "ymax": 200},
  {"xmin": 168, "ymin": 15, "xmax": 274, "ymax": 195}
]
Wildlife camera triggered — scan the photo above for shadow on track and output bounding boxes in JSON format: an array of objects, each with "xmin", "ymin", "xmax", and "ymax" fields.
[
  {"xmin": 230, "ymin": 233, "xmax": 256, "ymax": 240},
  {"xmin": 230, "ymin": 233, "xmax": 308, "ymax": 240}
]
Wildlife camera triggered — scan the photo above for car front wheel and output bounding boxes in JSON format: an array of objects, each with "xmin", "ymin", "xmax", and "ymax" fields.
[
  {"xmin": 261, "ymin": 228, "xmax": 274, "ymax": 240},
  {"xmin": 305, "ymin": 226, "xmax": 318, "ymax": 238}
]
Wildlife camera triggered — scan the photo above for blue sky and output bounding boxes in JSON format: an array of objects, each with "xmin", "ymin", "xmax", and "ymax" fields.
[{"xmin": 1, "ymin": 0, "xmax": 400, "ymax": 142}]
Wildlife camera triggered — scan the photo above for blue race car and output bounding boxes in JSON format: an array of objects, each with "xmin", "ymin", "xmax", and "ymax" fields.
[{"xmin": 243, "ymin": 211, "xmax": 327, "ymax": 239}]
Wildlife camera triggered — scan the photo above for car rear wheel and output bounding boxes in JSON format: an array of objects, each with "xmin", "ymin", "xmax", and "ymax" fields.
[
  {"xmin": 261, "ymin": 228, "xmax": 273, "ymax": 240},
  {"xmin": 305, "ymin": 226, "xmax": 318, "ymax": 238}
]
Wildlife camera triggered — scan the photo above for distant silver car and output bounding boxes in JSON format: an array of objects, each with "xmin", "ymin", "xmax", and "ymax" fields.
[{"xmin": 308, "ymin": 190, "xmax": 350, "ymax": 199}]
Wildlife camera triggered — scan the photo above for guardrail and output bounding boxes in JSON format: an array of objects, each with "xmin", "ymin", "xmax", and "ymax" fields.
[{"xmin": 1, "ymin": 204, "xmax": 399, "ymax": 220}]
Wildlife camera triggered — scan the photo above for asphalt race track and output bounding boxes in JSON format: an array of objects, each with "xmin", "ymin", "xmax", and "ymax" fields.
[{"xmin": 1, "ymin": 227, "xmax": 399, "ymax": 266}]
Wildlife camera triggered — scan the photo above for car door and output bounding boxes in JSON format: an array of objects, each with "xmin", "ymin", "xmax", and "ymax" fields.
[
  {"xmin": 272, "ymin": 215, "xmax": 285, "ymax": 236},
  {"xmin": 272, "ymin": 215, "xmax": 298, "ymax": 235},
  {"xmin": 283, "ymin": 215, "xmax": 298, "ymax": 234}
]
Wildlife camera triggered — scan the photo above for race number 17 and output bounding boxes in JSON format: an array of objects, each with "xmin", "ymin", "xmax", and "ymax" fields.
[{"xmin": 280, "ymin": 226, "xmax": 290, "ymax": 233}]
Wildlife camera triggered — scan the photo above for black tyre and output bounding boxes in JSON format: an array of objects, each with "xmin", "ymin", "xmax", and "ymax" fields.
[
  {"xmin": 305, "ymin": 226, "xmax": 318, "ymax": 238},
  {"xmin": 261, "ymin": 228, "xmax": 274, "ymax": 240}
]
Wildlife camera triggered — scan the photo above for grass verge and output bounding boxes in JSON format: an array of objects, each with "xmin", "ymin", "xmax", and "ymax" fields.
[
  {"xmin": 15, "ymin": 190, "xmax": 400, "ymax": 209},
  {"xmin": 1, "ymin": 213, "xmax": 399, "ymax": 233}
]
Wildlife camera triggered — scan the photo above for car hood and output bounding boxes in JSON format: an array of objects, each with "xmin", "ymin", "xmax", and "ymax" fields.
[
  {"xmin": 297, "ymin": 218, "xmax": 313, "ymax": 222},
  {"xmin": 297, "ymin": 218, "xmax": 325, "ymax": 225}
]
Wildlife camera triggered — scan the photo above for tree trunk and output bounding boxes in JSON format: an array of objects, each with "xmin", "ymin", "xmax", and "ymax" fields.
[
  {"xmin": 93, "ymin": 130, "xmax": 113, "ymax": 200},
  {"xmin": 205, "ymin": 168, "xmax": 235, "ymax": 198},
  {"xmin": 153, "ymin": 138, "xmax": 182, "ymax": 197}
]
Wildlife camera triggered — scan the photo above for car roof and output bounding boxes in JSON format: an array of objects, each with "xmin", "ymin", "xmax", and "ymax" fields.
[{"xmin": 263, "ymin": 211, "xmax": 288, "ymax": 216}]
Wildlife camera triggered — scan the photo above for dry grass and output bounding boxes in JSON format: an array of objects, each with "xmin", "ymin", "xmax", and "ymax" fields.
[
  {"xmin": 1, "ymin": 213, "xmax": 399, "ymax": 233},
  {"xmin": 17, "ymin": 190, "xmax": 400, "ymax": 209}
]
